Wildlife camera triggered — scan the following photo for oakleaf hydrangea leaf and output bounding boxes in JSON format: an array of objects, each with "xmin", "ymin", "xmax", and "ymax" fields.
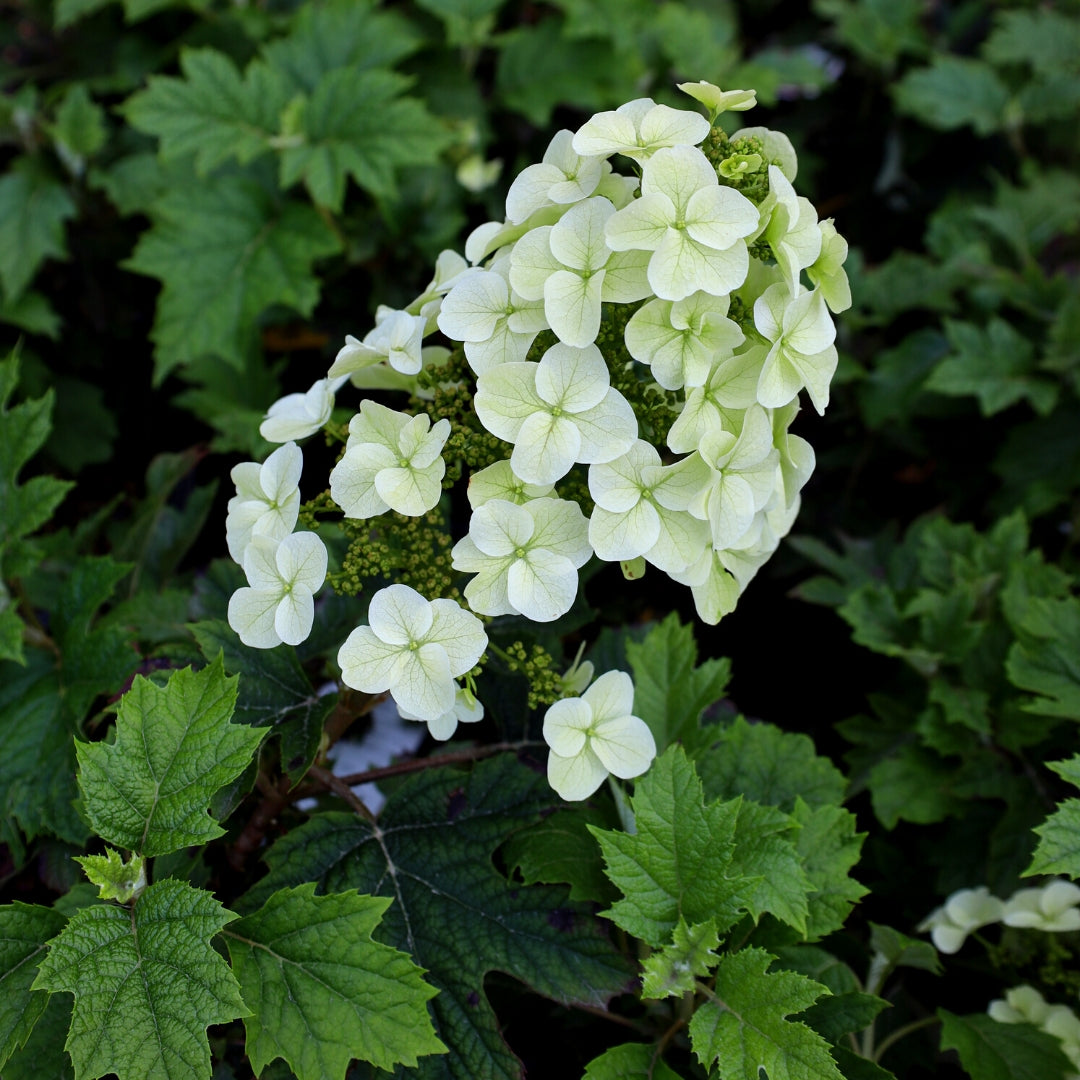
[
  {"xmin": 226, "ymin": 884, "xmax": 446, "ymax": 1079},
  {"xmin": 0, "ymin": 902, "xmax": 67, "ymax": 1071},
  {"xmin": 688, "ymin": 947, "xmax": 841, "ymax": 1080},
  {"xmin": 583, "ymin": 1042, "xmax": 685, "ymax": 1079},
  {"xmin": 124, "ymin": 174, "xmax": 341, "ymax": 382},
  {"xmin": 76, "ymin": 655, "xmax": 267, "ymax": 856},
  {"xmin": 590, "ymin": 745, "xmax": 751, "ymax": 946},
  {"xmin": 1027, "ymin": 755, "xmax": 1080, "ymax": 878},
  {"xmin": 242, "ymin": 752, "xmax": 633, "ymax": 1079},
  {"xmin": 32, "ymin": 879, "xmax": 247, "ymax": 1080},
  {"xmin": 938, "ymin": 1009, "xmax": 1074, "ymax": 1080}
]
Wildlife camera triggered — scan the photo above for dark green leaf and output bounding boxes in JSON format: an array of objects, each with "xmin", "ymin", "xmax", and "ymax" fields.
[
  {"xmin": 938, "ymin": 1010, "xmax": 1072, "ymax": 1080},
  {"xmin": 893, "ymin": 56, "xmax": 1010, "ymax": 135}
]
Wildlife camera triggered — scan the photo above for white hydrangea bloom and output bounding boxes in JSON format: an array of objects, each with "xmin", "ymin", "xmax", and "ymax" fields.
[
  {"xmin": 328, "ymin": 308, "xmax": 427, "ymax": 379},
  {"xmin": 808, "ymin": 218, "xmax": 852, "ymax": 313},
  {"xmin": 917, "ymin": 886, "xmax": 1005, "ymax": 954},
  {"xmin": 509, "ymin": 196, "xmax": 651, "ymax": 347},
  {"xmin": 543, "ymin": 670, "xmax": 656, "ymax": 801},
  {"xmin": 666, "ymin": 350, "xmax": 761, "ymax": 454},
  {"xmin": 605, "ymin": 145, "xmax": 759, "ymax": 301},
  {"xmin": 436, "ymin": 258, "xmax": 548, "ymax": 375},
  {"xmin": 338, "ymin": 584, "xmax": 487, "ymax": 723},
  {"xmin": 625, "ymin": 291, "xmax": 744, "ymax": 391},
  {"xmin": 474, "ymin": 342, "xmax": 637, "ymax": 485},
  {"xmin": 226, "ymin": 441, "xmax": 302, "ymax": 564},
  {"xmin": 753, "ymin": 282, "xmax": 838, "ymax": 415},
  {"xmin": 505, "ymin": 129, "xmax": 605, "ymax": 223},
  {"xmin": 466, "ymin": 459, "xmax": 553, "ymax": 509},
  {"xmin": 587, "ymin": 441, "xmax": 711, "ymax": 573},
  {"xmin": 260, "ymin": 378, "xmax": 335, "ymax": 443},
  {"xmin": 451, "ymin": 497, "xmax": 592, "ymax": 622},
  {"xmin": 228, "ymin": 532, "xmax": 327, "ymax": 649},
  {"xmin": 330, "ymin": 401, "xmax": 450, "ymax": 519},
  {"xmin": 755, "ymin": 165, "xmax": 822, "ymax": 290},
  {"xmin": 398, "ymin": 685, "xmax": 484, "ymax": 741},
  {"xmin": 1002, "ymin": 880, "xmax": 1080, "ymax": 932},
  {"xmin": 573, "ymin": 98, "xmax": 710, "ymax": 162},
  {"xmin": 689, "ymin": 404, "xmax": 780, "ymax": 550}
]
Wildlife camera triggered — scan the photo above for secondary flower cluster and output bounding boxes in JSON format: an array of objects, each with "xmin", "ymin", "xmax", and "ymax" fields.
[
  {"xmin": 224, "ymin": 81, "xmax": 849, "ymax": 799},
  {"xmin": 989, "ymin": 986, "xmax": 1080, "ymax": 1077},
  {"xmin": 918, "ymin": 879, "xmax": 1080, "ymax": 954}
]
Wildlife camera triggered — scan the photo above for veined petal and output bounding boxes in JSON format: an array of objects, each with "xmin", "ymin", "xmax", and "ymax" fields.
[
  {"xmin": 348, "ymin": 399, "xmax": 411, "ymax": 449},
  {"xmin": 394, "ymin": 643, "xmax": 456, "ymax": 722},
  {"xmin": 427, "ymin": 599, "xmax": 488, "ymax": 675},
  {"xmin": 549, "ymin": 197, "xmax": 615, "ymax": 272},
  {"xmin": 544, "ymin": 270, "xmax": 605, "ymax": 349},
  {"xmin": 601, "ymin": 248, "xmax": 652, "ymax": 302},
  {"xmin": 474, "ymin": 362, "xmax": 546, "ymax": 442},
  {"xmin": 505, "ymin": 160, "xmax": 564, "ymax": 223},
  {"xmin": 641, "ymin": 145, "xmax": 716, "ymax": 212},
  {"xmin": 527, "ymin": 497, "xmax": 593, "ymax": 565},
  {"xmin": 230, "ymin": 461, "xmax": 264, "ymax": 502},
  {"xmin": 329, "ymin": 444, "xmax": 395, "ymax": 519},
  {"xmin": 275, "ymin": 587, "xmax": 314, "ymax": 647},
  {"xmin": 572, "ymin": 389, "xmax": 638, "ymax": 464},
  {"xmin": 684, "ymin": 185, "xmax": 760, "ymax": 250},
  {"xmin": 259, "ymin": 441, "xmax": 303, "ymax": 503},
  {"xmin": 469, "ymin": 498, "xmax": 535, "ymax": 557},
  {"xmin": 462, "ymin": 561, "xmax": 515, "ymax": 616},
  {"xmin": 547, "ymin": 745, "xmax": 608, "ymax": 801},
  {"xmin": 572, "ymin": 110, "xmax": 640, "ymax": 158},
  {"xmin": 590, "ymin": 713, "xmax": 656, "ymax": 779},
  {"xmin": 589, "ymin": 501, "xmax": 660, "ymax": 561},
  {"xmin": 588, "ymin": 441, "xmax": 658, "ymax": 512},
  {"xmin": 649, "ymin": 231, "xmax": 747, "ymax": 302},
  {"xmin": 583, "ymin": 669, "xmax": 636, "ymax": 722},
  {"xmin": 512, "ymin": 412, "xmax": 581, "ymax": 485},
  {"xmin": 508, "ymin": 227, "xmax": 560, "ymax": 301},
  {"xmin": 228, "ymin": 587, "xmax": 282, "ymax": 649},
  {"xmin": 507, "ymin": 548, "xmax": 579, "ymax": 622},
  {"xmin": 467, "ymin": 460, "xmax": 553, "ymax": 508},
  {"xmin": 783, "ymin": 288, "xmax": 836, "ymax": 354},
  {"xmin": 637, "ymin": 106, "xmax": 710, "ymax": 154},
  {"xmin": 437, "ymin": 270, "xmax": 508, "ymax": 342},
  {"xmin": 243, "ymin": 534, "xmax": 283, "ymax": 591},
  {"xmin": 543, "ymin": 697, "xmax": 593, "ymax": 756},
  {"xmin": 368, "ymin": 583, "xmax": 434, "ymax": 645},
  {"xmin": 375, "ymin": 462, "xmax": 444, "ymax": 516},
  {"xmin": 276, "ymin": 531, "xmax": 328, "ymax": 593},
  {"xmin": 647, "ymin": 506, "xmax": 711, "ymax": 574},
  {"xmin": 707, "ymin": 474, "xmax": 758, "ymax": 549},
  {"xmin": 605, "ymin": 193, "xmax": 674, "ymax": 252},
  {"xmin": 536, "ymin": 342, "xmax": 610, "ymax": 411}
]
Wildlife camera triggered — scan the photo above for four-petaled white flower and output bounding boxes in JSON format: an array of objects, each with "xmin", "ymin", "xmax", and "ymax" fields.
[
  {"xmin": 505, "ymin": 129, "xmax": 605, "ymax": 223},
  {"xmin": 754, "ymin": 165, "xmax": 822, "ymax": 290},
  {"xmin": 1002, "ymin": 880, "xmax": 1080, "ymax": 932},
  {"xmin": 338, "ymin": 584, "xmax": 488, "ymax": 722},
  {"xmin": 573, "ymin": 99, "xmax": 711, "ymax": 162},
  {"xmin": 451, "ymin": 497, "xmax": 592, "ymax": 622},
  {"xmin": 509, "ymin": 196, "xmax": 651, "ymax": 347},
  {"xmin": 753, "ymin": 282, "xmax": 838, "ymax": 415},
  {"xmin": 605, "ymin": 144, "xmax": 760, "ymax": 302},
  {"xmin": 226, "ymin": 441, "xmax": 302, "ymax": 564},
  {"xmin": 474, "ymin": 342, "xmax": 637, "ymax": 485},
  {"xmin": 543, "ymin": 670, "xmax": 656, "ymax": 801},
  {"xmin": 917, "ymin": 886, "xmax": 1005, "ymax": 954},
  {"xmin": 228, "ymin": 532, "xmax": 328, "ymax": 649},
  {"xmin": 330, "ymin": 401, "xmax": 450, "ymax": 519},
  {"xmin": 328, "ymin": 308, "xmax": 428, "ymax": 379},
  {"xmin": 260, "ymin": 379, "xmax": 335, "ymax": 443},
  {"xmin": 467, "ymin": 459, "xmax": 553, "ymax": 509}
]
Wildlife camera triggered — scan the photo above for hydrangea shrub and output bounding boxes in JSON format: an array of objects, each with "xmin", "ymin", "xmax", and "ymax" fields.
[{"xmin": 226, "ymin": 80, "xmax": 850, "ymax": 795}]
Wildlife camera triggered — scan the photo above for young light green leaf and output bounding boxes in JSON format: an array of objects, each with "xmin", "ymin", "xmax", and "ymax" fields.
[
  {"xmin": 640, "ymin": 917, "xmax": 720, "ymax": 999},
  {"xmin": 624, "ymin": 612, "xmax": 732, "ymax": 750},
  {"xmin": 74, "ymin": 849, "xmax": 146, "ymax": 903},
  {"xmin": 76, "ymin": 655, "xmax": 266, "ymax": 856},
  {"xmin": 1027, "ymin": 756, "xmax": 1080, "ymax": 878},
  {"xmin": 938, "ymin": 1010, "xmax": 1073, "ymax": 1080},
  {"xmin": 688, "ymin": 947, "xmax": 841, "ymax": 1080},
  {"xmin": 124, "ymin": 174, "xmax": 341, "ymax": 382},
  {"xmin": 583, "ymin": 1042, "xmax": 686, "ymax": 1079},
  {"xmin": 242, "ymin": 752, "xmax": 633, "ymax": 1079},
  {"xmin": 0, "ymin": 902, "xmax": 67, "ymax": 1071},
  {"xmin": 0, "ymin": 158, "xmax": 76, "ymax": 302},
  {"xmin": 694, "ymin": 716, "xmax": 846, "ymax": 811},
  {"xmin": 33, "ymin": 878, "xmax": 247, "ymax": 1080},
  {"xmin": 590, "ymin": 745, "xmax": 749, "ymax": 946},
  {"xmin": 226, "ymin": 884, "xmax": 446, "ymax": 1079}
]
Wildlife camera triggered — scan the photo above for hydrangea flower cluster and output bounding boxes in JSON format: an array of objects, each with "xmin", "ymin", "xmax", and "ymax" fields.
[{"xmin": 224, "ymin": 81, "xmax": 850, "ymax": 797}]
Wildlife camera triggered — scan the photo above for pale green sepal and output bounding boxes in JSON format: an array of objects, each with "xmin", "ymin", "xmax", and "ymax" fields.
[
  {"xmin": 32, "ymin": 878, "xmax": 248, "ymax": 1080},
  {"xmin": 75, "ymin": 849, "xmax": 147, "ymax": 903},
  {"xmin": 640, "ymin": 917, "xmax": 720, "ymax": 999}
]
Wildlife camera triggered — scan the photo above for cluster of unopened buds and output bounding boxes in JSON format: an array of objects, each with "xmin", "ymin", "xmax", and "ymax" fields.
[{"xmin": 224, "ymin": 80, "xmax": 850, "ymax": 801}]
